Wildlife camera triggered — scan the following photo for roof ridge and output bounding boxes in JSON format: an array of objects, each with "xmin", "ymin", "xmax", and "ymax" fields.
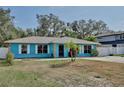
[{"xmin": 4, "ymin": 36, "xmax": 99, "ymax": 45}]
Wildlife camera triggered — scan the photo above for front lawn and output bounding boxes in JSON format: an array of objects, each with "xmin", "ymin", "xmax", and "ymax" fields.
[{"xmin": 0, "ymin": 59, "xmax": 124, "ymax": 87}]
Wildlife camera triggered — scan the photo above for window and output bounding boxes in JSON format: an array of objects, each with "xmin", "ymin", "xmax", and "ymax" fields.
[
  {"xmin": 123, "ymin": 34, "xmax": 124, "ymax": 39},
  {"xmin": 112, "ymin": 44, "xmax": 117, "ymax": 47},
  {"xmin": 120, "ymin": 34, "xmax": 124, "ymax": 40},
  {"xmin": 21, "ymin": 44, "xmax": 27, "ymax": 54},
  {"xmin": 43, "ymin": 45, "xmax": 48, "ymax": 53},
  {"xmin": 84, "ymin": 45, "xmax": 91, "ymax": 53},
  {"xmin": 37, "ymin": 44, "xmax": 48, "ymax": 54},
  {"xmin": 38, "ymin": 45, "xmax": 43, "ymax": 53},
  {"xmin": 120, "ymin": 35, "xmax": 123, "ymax": 40}
]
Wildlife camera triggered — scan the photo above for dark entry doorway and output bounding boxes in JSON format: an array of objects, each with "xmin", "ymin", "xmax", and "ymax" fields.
[{"xmin": 59, "ymin": 44, "xmax": 64, "ymax": 57}]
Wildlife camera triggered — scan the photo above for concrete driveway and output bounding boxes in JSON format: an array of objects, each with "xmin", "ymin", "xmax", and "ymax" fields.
[{"xmin": 82, "ymin": 56, "xmax": 124, "ymax": 63}]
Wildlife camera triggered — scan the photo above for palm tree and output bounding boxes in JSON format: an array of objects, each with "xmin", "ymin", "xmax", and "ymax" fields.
[{"xmin": 65, "ymin": 40, "xmax": 80, "ymax": 62}]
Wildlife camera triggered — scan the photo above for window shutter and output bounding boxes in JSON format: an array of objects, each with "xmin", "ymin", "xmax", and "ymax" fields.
[
  {"xmin": 81, "ymin": 45, "xmax": 84, "ymax": 53},
  {"xmin": 27, "ymin": 45, "xmax": 30, "ymax": 54},
  {"xmin": 79, "ymin": 45, "xmax": 81, "ymax": 54},
  {"xmin": 91, "ymin": 45, "xmax": 94, "ymax": 49},
  {"xmin": 35, "ymin": 45, "xmax": 38, "ymax": 54},
  {"xmin": 19, "ymin": 44, "xmax": 21, "ymax": 54},
  {"xmin": 47, "ymin": 45, "xmax": 49, "ymax": 53}
]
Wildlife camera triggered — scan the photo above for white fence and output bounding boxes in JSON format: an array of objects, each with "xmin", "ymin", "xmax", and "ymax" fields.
[
  {"xmin": 97, "ymin": 46, "xmax": 124, "ymax": 56},
  {"xmin": 0, "ymin": 48, "xmax": 8, "ymax": 59}
]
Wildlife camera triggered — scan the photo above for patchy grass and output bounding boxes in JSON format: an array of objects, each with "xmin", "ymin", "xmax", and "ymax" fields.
[
  {"xmin": 113, "ymin": 54, "xmax": 124, "ymax": 57},
  {"xmin": 0, "ymin": 59, "xmax": 124, "ymax": 87},
  {"xmin": 49, "ymin": 60, "xmax": 71, "ymax": 68}
]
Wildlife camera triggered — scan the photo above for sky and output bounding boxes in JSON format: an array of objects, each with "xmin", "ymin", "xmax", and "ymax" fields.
[{"xmin": 1, "ymin": 6, "xmax": 124, "ymax": 31}]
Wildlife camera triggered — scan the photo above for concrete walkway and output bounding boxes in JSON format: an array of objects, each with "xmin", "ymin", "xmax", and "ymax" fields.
[{"xmin": 15, "ymin": 56, "xmax": 124, "ymax": 63}]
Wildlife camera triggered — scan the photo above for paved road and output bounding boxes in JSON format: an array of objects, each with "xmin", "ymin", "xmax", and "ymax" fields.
[{"xmin": 15, "ymin": 56, "xmax": 124, "ymax": 63}]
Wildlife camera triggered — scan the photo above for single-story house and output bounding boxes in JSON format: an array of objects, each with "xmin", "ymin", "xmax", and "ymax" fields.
[{"xmin": 5, "ymin": 36, "xmax": 99, "ymax": 58}]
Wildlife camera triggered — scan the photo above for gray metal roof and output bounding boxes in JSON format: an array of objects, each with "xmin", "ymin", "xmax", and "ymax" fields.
[
  {"xmin": 97, "ymin": 31, "xmax": 124, "ymax": 37},
  {"xmin": 5, "ymin": 36, "xmax": 99, "ymax": 45}
]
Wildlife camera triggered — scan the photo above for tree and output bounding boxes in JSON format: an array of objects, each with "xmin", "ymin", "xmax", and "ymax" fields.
[
  {"xmin": 92, "ymin": 20, "xmax": 108, "ymax": 35},
  {"xmin": 61, "ymin": 22, "xmax": 78, "ymax": 38},
  {"xmin": 65, "ymin": 41, "xmax": 80, "ymax": 62},
  {"xmin": 36, "ymin": 13, "xmax": 65, "ymax": 37},
  {"xmin": 0, "ymin": 8, "xmax": 15, "ymax": 42},
  {"xmin": 0, "ymin": 8, "xmax": 26, "ymax": 44},
  {"xmin": 36, "ymin": 13, "xmax": 109, "ymax": 38},
  {"xmin": 62, "ymin": 29, "xmax": 78, "ymax": 38},
  {"xmin": 15, "ymin": 27, "xmax": 27, "ymax": 38},
  {"xmin": 0, "ymin": 8, "xmax": 110, "ymax": 44},
  {"xmin": 26, "ymin": 28, "xmax": 34, "ymax": 36},
  {"xmin": 70, "ymin": 19, "xmax": 108, "ymax": 38},
  {"xmin": 84, "ymin": 36, "xmax": 96, "ymax": 42}
]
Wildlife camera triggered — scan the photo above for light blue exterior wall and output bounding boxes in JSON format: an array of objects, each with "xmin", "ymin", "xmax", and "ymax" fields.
[
  {"xmin": 64, "ymin": 45, "xmax": 69, "ymax": 57},
  {"xmin": 49, "ymin": 43, "xmax": 53, "ymax": 57},
  {"xmin": 10, "ymin": 43, "xmax": 53, "ymax": 58},
  {"xmin": 55, "ymin": 44, "xmax": 59, "ymax": 58},
  {"xmin": 10, "ymin": 43, "xmax": 96, "ymax": 59}
]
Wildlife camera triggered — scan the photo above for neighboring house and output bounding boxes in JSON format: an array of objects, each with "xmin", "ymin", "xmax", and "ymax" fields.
[
  {"xmin": 96, "ymin": 32, "xmax": 124, "ymax": 55},
  {"xmin": 97, "ymin": 32, "xmax": 124, "ymax": 47},
  {"xmin": 4, "ymin": 36, "xmax": 99, "ymax": 59}
]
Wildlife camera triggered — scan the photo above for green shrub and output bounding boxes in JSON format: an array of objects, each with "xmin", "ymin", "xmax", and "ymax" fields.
[
  {"xmin": 84, "ymin": 36, "xmax": 96, "ymax": 42},
  {"xmin": 109, "ymin": 54, "xmax": 113, "ymax": 56},
  {"xmin": 6, "ymin": 52, "xmax": 14, "ymax": 65},
  {"xmin": 91, "ymin": 49, "xmax": 98, "ymax": 57}
]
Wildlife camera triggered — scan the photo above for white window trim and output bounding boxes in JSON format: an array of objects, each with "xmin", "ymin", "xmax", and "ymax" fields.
[
  {"xmin": 81, "ymin": 45, "xmax": 84, "ymax": 53},
  {"xmin": 19, "ymin": 44, "xmax": 29, "ymax": 54},
  {"xmin": 35, "ymin": 45, "xmax": 38, "ymax": 54},
  {"xmin": 27, "ymin": 44, "xmax": 30, "ymax": 54},
  {"xmin": 91, "ymin": 45, "xmax": 94, "ymax": 49},
  {"xmin": 79, "ymin": 45, "xmax": 81, "ymax": 54},
  {"xmin": 36, "ymin": 44, "xmax": 49, "ymax": 54},
  {"xmin": 19, "ymin": 44, "xmax": 21, "ymax": 54}
]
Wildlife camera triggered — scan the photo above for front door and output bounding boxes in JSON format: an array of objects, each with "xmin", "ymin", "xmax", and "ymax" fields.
[{"xmin": 59, "ymin": 44, "xmax": 64, "ymax": 57}]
